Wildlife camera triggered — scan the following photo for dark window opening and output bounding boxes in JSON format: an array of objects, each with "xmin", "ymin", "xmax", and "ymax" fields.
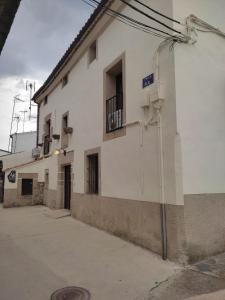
[
  {"xmin": 45, "ymin": 169, "xmax": 49, "ymax": 187},
  {"xmin": 62, "ymin": 74, "xmax": 68, "ymax": 88},
  {"xmin": 116, "ymin": 73, "xmax": 123, "ymax": 110},
  {"xmin": 89, "ymin": 40, "xmax": 97, "ymax": 64},
  {"xmin": 44, "ymin": 96, "xmax": 48, "ymax": 105},
  {"xmin": 62, "ymin": 113, "xmax": 69, "ymax": 148},
  {"xmin": 63, "ymin": 114, "xmax": 68, "ymax": 130},
  {"xmin": 87, "ymin": 154, "xmax": 98, "ymax": 194},
  {"xmin": 22, "ymin": 179, "xmax": 33, "ymax": 196},
  {"xmin": 46, "ymin": 119, "xmax": 51, "ymax": 136},
  {"xmin": 106, "ymin": 60, "xmax": 123, "ymax": 133},
  {"xmin": 44, "ymin": 119, "xmax": 51, "ymax": 155}
]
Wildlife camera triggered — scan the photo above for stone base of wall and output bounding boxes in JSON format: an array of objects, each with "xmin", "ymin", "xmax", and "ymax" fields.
[
  {"xmin": 3, "ymin": 189, "xmax": 18, "ymax": 208},
  {"xmin": 71, "ymin": 193, "xmax": 225, "ymax": 264},
  {"xmin": 184, "ymin": 193, "xmax": 225, "ymax": 264},
  {"xmin": 3, "ymin": 176, "xmax": 44, "ymax": 208},
  {"xmin": 3, "ymin": 187, "xmax": 44, "ymax": 207},
  {"xmin": 45, "ymin": 189, "xmax": 58, "ymax": 209},
  {"xmin": 71, "ymin": 193, "xmax": 187, "ymax": 263}
]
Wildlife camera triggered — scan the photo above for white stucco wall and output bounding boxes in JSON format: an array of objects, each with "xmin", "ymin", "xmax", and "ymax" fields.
[
  {"xmin": 4, "ymin": 158, "xmax": 45, "ymax": 189},
  {"xmin": 4, "ymin": 154, "xmax": 57, "ymax": 191},
  {"xmin": 11, "ymin": 131, "xmax": 36, "ymax": 153},
  {"xmin": 37, "ymin": 0, "xmax": 182, "ymax": 205},
  {"xmin": 173, "ymin": 0, "xmax": 225, "ymax": 194},
  {"xmin": 2, "ymin": 151, "xmax": 33, "ymax": 171},
  {"xmin": 0, "ymin": 150, "xmax": 10, "ymax": 157}
]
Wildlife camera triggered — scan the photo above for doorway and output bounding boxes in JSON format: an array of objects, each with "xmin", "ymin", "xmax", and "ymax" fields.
[{"xmin": 64, "ymin": 165, "xmax": 71, "ymax": 210}]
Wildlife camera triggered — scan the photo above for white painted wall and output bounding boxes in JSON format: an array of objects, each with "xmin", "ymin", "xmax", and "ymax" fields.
[
  {"xmin": 0, "ymin": 150, "xmax": 10, "ymax": 157},
  {"xmin": 38, "ymin": 0, "xmax": 182, "ymax": 205},
  {"xmin": 11, "ymin": 131, "xmax": 36, "ymax": 153},
  {"xmin": 2, "ymin": 151, "xmax": 33, "ymax": 171},
  {"xmin": 173, "ymin": 0, "xmax": 225, "ymax": 194},
  {"xmin": 4, "ymin": 155, "xmax": 57, "ymax": 190}
]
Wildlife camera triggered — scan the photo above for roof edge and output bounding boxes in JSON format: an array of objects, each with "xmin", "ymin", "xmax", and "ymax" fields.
[{"xmin": 33, "ymin": 0, "xmax": 112, "ymax": 103}]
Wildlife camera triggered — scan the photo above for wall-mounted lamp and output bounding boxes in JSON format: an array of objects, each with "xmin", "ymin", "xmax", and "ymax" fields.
[{"xmin": 54, "ymin": 149, "xmax": 60, "ymax": 155}]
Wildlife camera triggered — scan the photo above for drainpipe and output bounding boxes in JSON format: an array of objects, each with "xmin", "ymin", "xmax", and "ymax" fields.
[
  {"xmin": 36, "ymin": 103, "xmax": 40, "ymax": 147},
  {"xmin": 157, "ymin": 110, "xmax": 167, "ymax": 260},
  {"xmin": 155, "ymin": 47, "xmax": 168, "ymax": 260}
]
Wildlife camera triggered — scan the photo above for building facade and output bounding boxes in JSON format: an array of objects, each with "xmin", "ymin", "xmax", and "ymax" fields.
[
  {"xmin": 3, "ymin": 0, "xmax": 225, "ymax": 264},
  {"xmin": 0, "ymin": 149, "xmax": 11, "ymax": 156},
  {"xmin": 10, "ymin": 131, "xmax": 37, "ymax": 153}
]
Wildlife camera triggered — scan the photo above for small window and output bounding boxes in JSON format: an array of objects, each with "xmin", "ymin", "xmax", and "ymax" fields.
[
  {"xmin": 44, "ymin": 96, "xmax": 48, "ymax": 105},
  {"xmin": 62, "ymin": 74, "xmax": 68, "ymax": 88},
  {"xmin": 62, "ymin": 112, "xmax": 69, "ymax": 148},
  {"xmin": 22, "ymin": 179, "xmax": 33, "ymax": 196},
  {"xmin": 46, "ymin": 119, "xmax": 51, "ymax": 136},
  {"xmin": 63, "ymin": 114, "xmax": 68, "ymax": 131},
  {"xmin": 45, "ymin": 169, "xmax": 49, "ymax": 187},
  {"xmin": 87, "ymin": 154, "xmax": 98, "ymax": 194},
  {"xmin": 88, "ymin": 40, "xmax": 97, "ymax": 64},
  {"xmin": 44, "ymin": 119, "xmax": 51, "ymax": 155}
]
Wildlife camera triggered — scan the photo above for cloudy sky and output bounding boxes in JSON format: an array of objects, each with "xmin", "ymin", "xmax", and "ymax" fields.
[{"xmin": 0, "ymin": 0, "xmax": 93, "ymax": 150}]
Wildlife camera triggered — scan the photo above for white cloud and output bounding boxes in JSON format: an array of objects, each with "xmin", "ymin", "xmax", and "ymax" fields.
[{"xmin": 0, "ymin": 0, "xmax": 94, "ymax": 150}]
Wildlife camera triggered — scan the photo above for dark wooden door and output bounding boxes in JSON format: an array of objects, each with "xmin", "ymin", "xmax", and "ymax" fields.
[{"xmin": 64, "ymin": 165, "xmax": 71, "ymax": 210}]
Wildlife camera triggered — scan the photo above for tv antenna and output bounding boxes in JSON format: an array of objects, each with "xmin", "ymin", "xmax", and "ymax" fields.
[
  {"xmin": 20, "ymin": 110, "xmax": 28, "ymax": 132},
  {"xmin": 13, "ymin": 115, "xmax": 20, "ymax": 133},
  {"xmin": 8, "ymin": 95, "xmax": 25, "ymax": 152},
  {"xmin": 26, "ymin": 80, "xmax": 36, "ymax": 119},
  {"xmin": 11, "ymin": 114, "xmax": 20, "ymax": 153}
]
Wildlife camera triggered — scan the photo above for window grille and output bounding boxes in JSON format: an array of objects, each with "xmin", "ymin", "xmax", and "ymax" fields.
[{"xmin": 87, "ymin": 154, "xmax": 98, "ymax": 194}]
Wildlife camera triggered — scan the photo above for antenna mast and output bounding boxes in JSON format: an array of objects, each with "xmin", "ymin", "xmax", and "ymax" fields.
[
  {"xmin": 19, "ymin": 110, "xmax": 28, "ymax": 132},
  {"xmin": 26, "ymin": 80, "xmax": 36, "ymax": 119},
  {"xmin": 8, "ymin": 95, "xmax": 25, "ymax": 152}
]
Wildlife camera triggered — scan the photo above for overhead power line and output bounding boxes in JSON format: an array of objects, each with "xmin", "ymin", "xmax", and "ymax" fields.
[
  {"xmin": 119, "ymin": 0, "xmax": 184, "ymax": 36},
  {"xmin": 81, "ymin": 0, "xmax": 167, "ymax": 38},
  {"xmin": 83, "ymin": 0, "xmax": 181, "ymax": 40},
  {"xmin": 133, "ymin": 0, "xmax": 181, "ymax": 25}
]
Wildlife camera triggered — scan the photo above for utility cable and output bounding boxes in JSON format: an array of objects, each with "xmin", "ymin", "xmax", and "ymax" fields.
[
  {"xmin": 188, "ymin": 14, "xmax": 225, "ymax": 39},
  {"xmin": 81, "ymin": 0, "xmax": 170, "ymax": 39},
  {"xmin": 87, "ymin": 0, "xmax": 181, "ymax": 39},
  {"xmin": 133, "ymin": 0, "xmax": 180, "ymax": 24},
  {"xmin": 119, "ymin": 0, "xmax": 184, "ymax": 36}
]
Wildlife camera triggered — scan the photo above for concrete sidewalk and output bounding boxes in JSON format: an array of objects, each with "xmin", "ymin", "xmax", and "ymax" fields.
[{"xmin": 0, "ymin": 205, "xmax": 179, "ymax": 300}]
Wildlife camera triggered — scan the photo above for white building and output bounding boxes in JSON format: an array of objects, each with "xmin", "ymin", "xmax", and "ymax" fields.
[
  {"xmin": 10, "ymin": 131, "xmax": 36, "ymax": 153},
  {"xmin": 3, "ymin": 0, "xmax": 225, "ymax": 264},
  {"xmin": 0, "ymin": 149, "xmax": 11, "ymax": 157}
]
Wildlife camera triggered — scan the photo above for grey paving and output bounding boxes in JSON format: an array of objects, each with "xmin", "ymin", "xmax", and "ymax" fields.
[{"xmin": 0, "ymin": 205, "xmax": 178, "ymax": 300}]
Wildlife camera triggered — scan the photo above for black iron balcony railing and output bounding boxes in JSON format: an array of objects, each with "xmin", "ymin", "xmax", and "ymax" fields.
[
  {"xmin": 106, "ymin": 94, "xmax": 123, "ymax": 133},
  {"xmin": 43, "ymin": 136, "xmax": 50, "ymax": 155}
]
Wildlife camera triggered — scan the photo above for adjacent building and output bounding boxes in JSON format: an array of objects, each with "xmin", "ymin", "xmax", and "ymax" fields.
[
  {"xmin": 3, "ymin": 0, "xmax": 225, "ymax": 264},
  {"xmin": 10, "ymin": 131, "xmax": 37, "ymax": 153},
  {"xmin": 0, "ymin": 149, "xmax": 11, "ymax": 157}
]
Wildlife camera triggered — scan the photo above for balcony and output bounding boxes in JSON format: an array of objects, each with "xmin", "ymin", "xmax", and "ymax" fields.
[{"xmin": 106, "ymin": 94, "xmax": 123, "ymax": 133}]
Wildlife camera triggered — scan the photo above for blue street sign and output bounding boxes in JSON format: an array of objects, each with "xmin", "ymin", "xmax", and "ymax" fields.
[{"xmin": 143, "ymin": 73, "xmax": 154, "ymax": 88}]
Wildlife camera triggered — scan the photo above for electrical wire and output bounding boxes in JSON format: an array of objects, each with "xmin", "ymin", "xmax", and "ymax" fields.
[
  {"xmin": 119, "ymin": 0, "xmax": 184, "ymax": 36},
  {"xmin": 85, "ymin": 0, "xmax": 182, "ymax": 40},
  {"xmin": 89, "ymin": 0, "xmax": 173, "ymax": 36},
  {"xmin": 133, "ymin": 0, "xmax": 180, "ymax": 24},
  {"xmin": 188, "ymin": 14, "xmax": 225, "ymax": 39},
  {"xmin": 81, "ymin": 0, "xmax": 170, "ymax": 39}
]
